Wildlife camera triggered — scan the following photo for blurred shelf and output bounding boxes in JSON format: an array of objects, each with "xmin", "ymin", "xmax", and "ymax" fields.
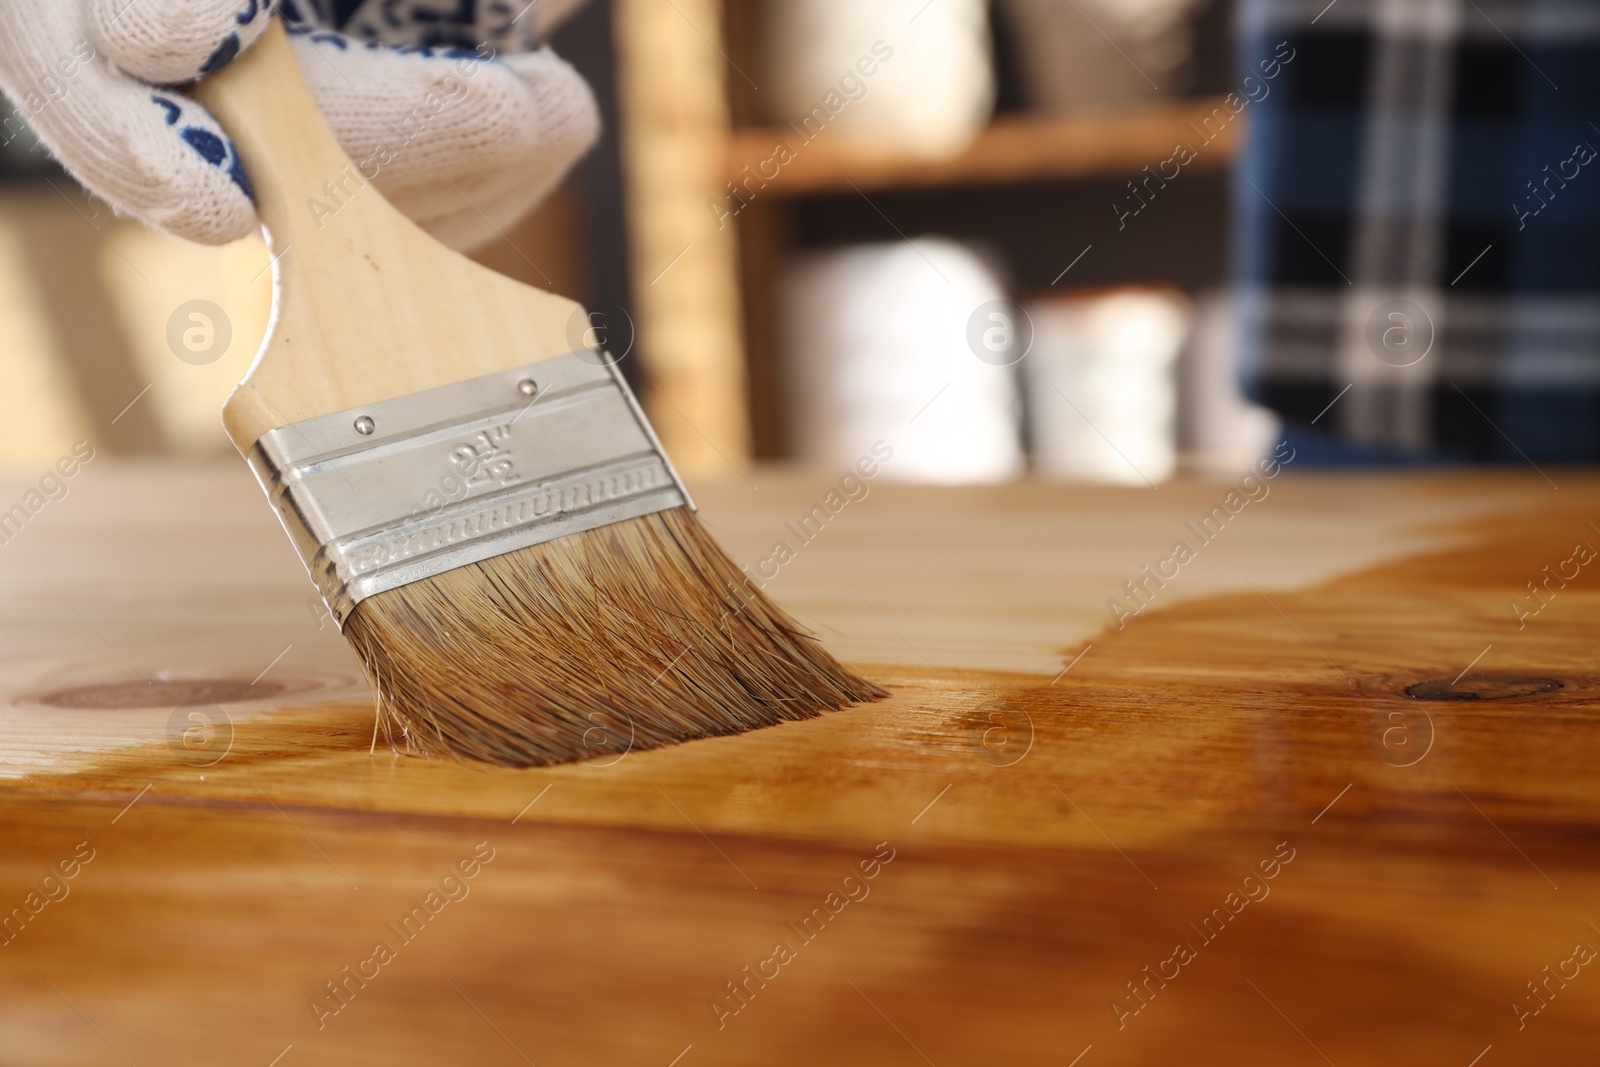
[{"xmin": 727, "ymin": 96, "xmax": 1243, "ymax": 197}]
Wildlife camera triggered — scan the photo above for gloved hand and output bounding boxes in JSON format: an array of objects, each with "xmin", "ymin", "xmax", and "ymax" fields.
[{"xmin": 0, "ymin": 0, "xmax": 599, "ymax": 250}]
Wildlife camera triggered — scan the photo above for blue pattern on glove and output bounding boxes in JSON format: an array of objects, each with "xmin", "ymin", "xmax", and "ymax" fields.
[
  {"xmin": 151, "ymin": 94, "xmax": 255, "ymax": 202},
  {"xmin": 191, "ymin": 2, "xmax": 272, "ymax": 77},
  {"xmin": 227, "ymin": 150, "xmax": 254, "ymax": 200},
  {"xmin": 181, "ymin": 126, "xmax": 226, "ymax": 164},
  {"xmin": 281, "ymin": 0, "xmax": 532, "ymax": 53},
  {"xmin": 188, "ymin": 1, "xmax": 276, "ymax": 77},
  {"xmin": 151, "ymin": 95, "xmax": 182, "ymax": 125},
  {"xmin": 200, "ymin": 33, "xmax": 242, "ymax": 72}
]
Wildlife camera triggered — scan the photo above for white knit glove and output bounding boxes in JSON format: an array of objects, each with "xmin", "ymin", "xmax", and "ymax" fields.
[{"xmin": 0, "ymin": 0, "xmax": 599, "ymax": 250}]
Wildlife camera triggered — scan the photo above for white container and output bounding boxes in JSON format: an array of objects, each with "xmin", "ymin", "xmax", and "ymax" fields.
[
  {"xmin": 763, "ymin": 0, "xmax": 995, "ymax": 157},
  {"xmin": 783, "ymin": 239, "xmax": 1024, "ymax": 484},
  {"xmin": 1023, "ymin": 288, "xmax": 1191, "ymax": 485},
  {"xmin": 1177, "ymin": 290, "xmax": 1281, "ymax": 472},
  {"xmin": 997, "ymin": 0, "xmax": 1207, "ymax": 111}
]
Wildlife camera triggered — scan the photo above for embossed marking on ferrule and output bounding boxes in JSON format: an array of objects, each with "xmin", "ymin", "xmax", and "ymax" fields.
[{"xmin": 246, "ymin": 353, "xmax": 693, "ymax": 627}]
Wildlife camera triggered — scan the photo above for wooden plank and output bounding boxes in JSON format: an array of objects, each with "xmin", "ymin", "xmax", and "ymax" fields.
[
  {"xmin": 612, "ymin": 0, "xmax": 752, "ymax": 474},
  {"xmin": 727, "ymin": 97, "xmax": 1244, "ymax": 197},
  {"xmin": 1, "ymin": 465, "xmax": 1596, "ymax": 1063}
]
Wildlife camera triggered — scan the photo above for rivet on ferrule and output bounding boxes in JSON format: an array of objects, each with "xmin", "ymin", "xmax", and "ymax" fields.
[{"xmin": 245, "ymin": 353, "xmax": 694, "ymax": 628}]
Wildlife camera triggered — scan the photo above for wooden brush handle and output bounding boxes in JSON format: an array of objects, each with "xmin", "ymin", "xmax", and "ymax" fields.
[{"xmin": 194, "ymin": 19, "xmax": 585, "ymax": 451}]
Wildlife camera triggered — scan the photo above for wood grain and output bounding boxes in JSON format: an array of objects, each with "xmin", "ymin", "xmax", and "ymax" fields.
[
  {"xmin": 612, "ymin": 0, "xmax": 752, "ymax": 474},
  {"xmin": 1, "ymin": 465, "xmax": 1597, "ymax": 1064}
]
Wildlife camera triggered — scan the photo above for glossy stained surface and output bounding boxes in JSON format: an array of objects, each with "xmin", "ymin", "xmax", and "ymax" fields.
[{"xmin": 0, "ymin": 465, "xmax": 1596, "ymax": 1064}]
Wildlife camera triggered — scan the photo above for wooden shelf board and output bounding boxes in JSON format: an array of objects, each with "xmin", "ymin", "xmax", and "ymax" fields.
[{"xmin": 727, "ymin": 96, "xmax": 1243, "ymax": 197}]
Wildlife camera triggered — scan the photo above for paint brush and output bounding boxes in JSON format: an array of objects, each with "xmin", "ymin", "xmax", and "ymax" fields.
[{"xmin": 194, "ymin": 20, "xmax": 884, "ymax": 766}]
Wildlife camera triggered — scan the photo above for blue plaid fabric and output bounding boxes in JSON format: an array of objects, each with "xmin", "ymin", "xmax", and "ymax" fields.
[{"xmin": 1234, "ymin": 0, "xmax": 1600, "ymax": 462}]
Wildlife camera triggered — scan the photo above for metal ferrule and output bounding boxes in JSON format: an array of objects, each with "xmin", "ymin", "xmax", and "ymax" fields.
[{"xmin": 246, "ymin": 354, "xmax": 693, "ymax": 628}]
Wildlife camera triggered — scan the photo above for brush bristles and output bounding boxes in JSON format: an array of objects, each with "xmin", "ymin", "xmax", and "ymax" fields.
[{"xmin": 342, "ymin": 506, "xmax": 886, "ymax": 766}]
